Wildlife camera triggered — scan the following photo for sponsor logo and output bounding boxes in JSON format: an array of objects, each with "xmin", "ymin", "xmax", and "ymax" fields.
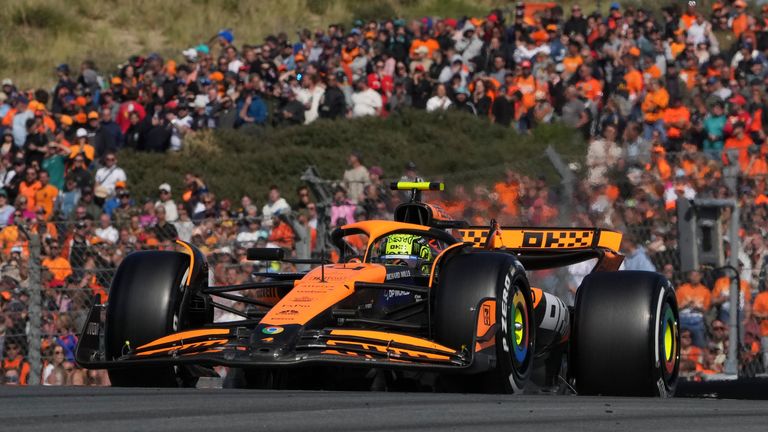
[
  {"xmin": 386, "ymin": 269, "xmax": 412, "ymax": 280},
  {"xmin": 292, "ymin": 296, "xmax": 314, "ymax": 302},
  {"xmin": 501, "ymin": 271, "xmax": 511, "ymax": 353},
  {"xmin": 86, "ymin": 322, "xmax": 100, "ymax": 336},
  {"xmin": 262, "ymin": 326, "xmax": 284, "ymax": 335},
  {"xmin": 277, "ymin": 309, "xmax": 299, "ymax": 315},
  {"xmin": 482, "ymin": 304, "xmax": 491, "ymax": 326},
  {"xmin": 262, "ymin": 337, "xmax": 274, "ymax": 343},
  {"xmin": 384, "ymin": 289, "xmax": 411, "ymax": 300}
]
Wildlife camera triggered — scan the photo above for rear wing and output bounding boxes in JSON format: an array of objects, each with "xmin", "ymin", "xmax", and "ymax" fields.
[{"xmin": 458, "ymin": 227, "xmax": 624, "ymax": 271}]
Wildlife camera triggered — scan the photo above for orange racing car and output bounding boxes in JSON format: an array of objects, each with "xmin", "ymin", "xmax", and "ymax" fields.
[{"xmin": 76, "ymin": 182, "xmax": 679, "ymax": 395}]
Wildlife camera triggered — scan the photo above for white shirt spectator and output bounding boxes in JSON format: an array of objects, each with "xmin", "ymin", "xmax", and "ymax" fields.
[
  {"xmin": 95, "ymin": 224, "xmax": 119, "ymax": 244},
  {"xmin": 261, "ymin": 197, "xmax": 291, "ymax": 228},
  {"xmin": 426, "ymin": 96, "xmax": 452, "ymax": 112},
  {"xmin": 351, "ymin": 89, "xmax": 382, "ymax": 118},
  {"xmin": 155, "ymin": 199, "xmax": 178, "ymax": 222},
  {"xmin": 94, "ymin": 164, "xmax": 127, "ymax": 198}
]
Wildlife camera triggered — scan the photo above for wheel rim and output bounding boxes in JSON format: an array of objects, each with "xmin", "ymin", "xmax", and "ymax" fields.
[
  {"xmin": 660, "ymin": 303, "xmax": 678, "ymax": 376},
  {"xmin": 510, "ymin": 289, "xmax": 529, "ymax": 365}
]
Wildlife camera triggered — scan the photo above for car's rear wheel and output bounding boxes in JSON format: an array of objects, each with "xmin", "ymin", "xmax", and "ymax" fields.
[
  {"xmin": 105, "ymin": 251, "xmax": 198, "ymax": 387},
  {"xmin": 433, "ymin": 252, "xmax": 535, "ymax": 393},
  {"xmin": 572, "ymin": 271, "xmax": 679, "ymax": 396}
]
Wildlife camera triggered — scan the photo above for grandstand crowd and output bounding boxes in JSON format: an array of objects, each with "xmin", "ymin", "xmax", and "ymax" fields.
[{"xmin": 2, "ymin": 0, "xmax": 768, "ymax": 385}]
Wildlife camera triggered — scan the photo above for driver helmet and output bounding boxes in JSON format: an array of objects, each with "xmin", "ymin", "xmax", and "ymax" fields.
[{"xmin": 378, "ymin": 234, "xmax": 433, "ymax": 273}]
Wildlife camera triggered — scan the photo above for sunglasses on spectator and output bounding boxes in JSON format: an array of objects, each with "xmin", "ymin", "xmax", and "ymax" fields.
[
  {"xmin": 712, "ymin": 326, "xmax": 726, "ymax": 331},
  {"xmin": 681, "ymin": 334, "xmax": 691, "ymax": 339},
  {"xmin": 54, "ymin": 349, "xmax": 64, "ymax": 355},
  {"xmin": 105, "ymin": 157, "xmax": 116, "ymax": 162},
  {"xmin": 8, "ymin": 345, "xmax": 19, "ymax": 351}
]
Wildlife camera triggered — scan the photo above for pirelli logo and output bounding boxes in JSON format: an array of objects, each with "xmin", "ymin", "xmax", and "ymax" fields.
[
  {"xmin": 521, "ymin": 231, "xmax": 592, "ymax": 248},
  {"xmin": 460, "ymin": 229, "xmax": 596, "ymax": 249}
]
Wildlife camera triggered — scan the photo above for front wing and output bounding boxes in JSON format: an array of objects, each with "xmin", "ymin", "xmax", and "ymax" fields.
[{"xmin": 76, "ymin": 303, "xmax": 475, "ymax": 371}]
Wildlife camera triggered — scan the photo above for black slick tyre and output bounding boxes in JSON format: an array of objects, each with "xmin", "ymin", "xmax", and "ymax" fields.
[
  {"xmin": 572, "ymin": 271, "xmax": 679, "ymax": 396},
  {"xmin": 434, "ymin": 252, "xmax": 535, "ymax": 393},
  {"xmin": 105, "ymin": 251, "xmax": 197, "ymax": 387}
]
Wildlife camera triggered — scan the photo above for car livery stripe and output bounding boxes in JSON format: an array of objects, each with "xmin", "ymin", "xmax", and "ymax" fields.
[
  {"xmin": 135, "ymin": 328, "xmax": 231, "ymax": 351},
  {"xmin": 175, "ymin": 239, "xmax": 195, "ymax": 286},
  {"xmin": 328, "ymin": 329, "xmax": 456, "ymax": 353},
  {"xmin": 325, "ymin": 340, "xmax": 451, "ymax": 361},
  {"xmin": 135, "ymin": 339, "xmax": 230, "ymax": 357}
]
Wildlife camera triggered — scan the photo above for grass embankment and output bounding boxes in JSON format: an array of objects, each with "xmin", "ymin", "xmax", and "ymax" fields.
[{"xmin": 118, "ymin": 110, "xmax": 585, "ymax": 202}]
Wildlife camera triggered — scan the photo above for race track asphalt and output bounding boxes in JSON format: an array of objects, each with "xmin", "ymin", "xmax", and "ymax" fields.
[{"xmin": 1, "ymin": 386, "xmax": 766, "ymax": 432}]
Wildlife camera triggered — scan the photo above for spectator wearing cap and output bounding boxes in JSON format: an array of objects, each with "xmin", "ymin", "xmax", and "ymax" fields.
[
  {"xmin": 155, "ymin": 183, "xmax": 178, "ymax": 222},
  {"xmin": 343, "ymin": 153, "xmax": 370, "ymax": 204},
  {"xmin": 94, "ymin": 152, "xmax": 127, "ymax": 200},
  {"xmin": 69, "ymin": 128, "xmax": 95, "ymax": 164}
]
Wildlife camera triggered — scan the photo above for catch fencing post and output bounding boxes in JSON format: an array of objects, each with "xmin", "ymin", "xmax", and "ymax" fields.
[{"xmin": 27, "ymin": 232, "xmax": 42, "ymax": 385}]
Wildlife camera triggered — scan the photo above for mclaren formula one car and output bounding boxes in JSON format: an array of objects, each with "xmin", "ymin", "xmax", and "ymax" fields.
[{"xmin": 76, "ymin": 182, "xmax": 679, "ymax": 396}]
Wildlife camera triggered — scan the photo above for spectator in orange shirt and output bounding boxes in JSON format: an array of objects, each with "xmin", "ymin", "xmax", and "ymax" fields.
[
  {"xmin": 623, "ymin": 52, "xmax": 644, "ymax": 100},
  {"xmin": 562, "ymin": 41, "xmax": 583, "ymax": 75},
  {"xmin": 409, "ymin": 32, "xmax": 440, "ymax": 60},
  {"xmin": 641, "ymin": 79, "xmax": 669, "ymax": 141},
  {"xmin": 34, "ymin": 170, "xmax": 58, "ymax": 220},
  {"xmin": 2, "ymin": 339, "xmax": 31, "ymax": 385},
  {"xmin": 752, "ymin": 287, "xmax": 768, "ymax": 369},
  {"xmin": 648, "ymin": 145, "xmax": 672, "ymax": 181},
  {"xmin": 745, "ymin": 146, "xmax": 768, "ymax": 179},
  {"xmin": 723, "ymin": 122, "xmax": 753, "ymax": 173},
  {"xmin": 731, "ymin": 0, "xmax": 749, "ymax": 39},
  {"xmin": 679, "ymin": 328, "xmax": 703, "ymax": 378},
  {"xmin": 268, "ymin": 213, "xmax": 295, "ymax": 251},
  {"xmin": 575, "ymin": 65, "xmax": 602, "ymax": 102},
  {"xmin": 712, "ymin": 269, "xmax": 752, "ymax": 323},
  {"xmin": 18, "ymin": 167, "xmax": 41, "ymax": 211},
  {"xmin": 677, "ymin": 269, "xmax": 711, "ymax": 348},
  {"xmin": 42, "ymin": 242, "xmax": 72, "ymax": 282},
  {"xmin": 662, "ymin": 98, "xmax": 690, "ymax": 151}
]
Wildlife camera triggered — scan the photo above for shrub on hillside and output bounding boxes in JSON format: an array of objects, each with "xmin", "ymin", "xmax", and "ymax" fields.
[{"xmin": 118, "ymin": 110, "xmax": 584, "ymax": 203}]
